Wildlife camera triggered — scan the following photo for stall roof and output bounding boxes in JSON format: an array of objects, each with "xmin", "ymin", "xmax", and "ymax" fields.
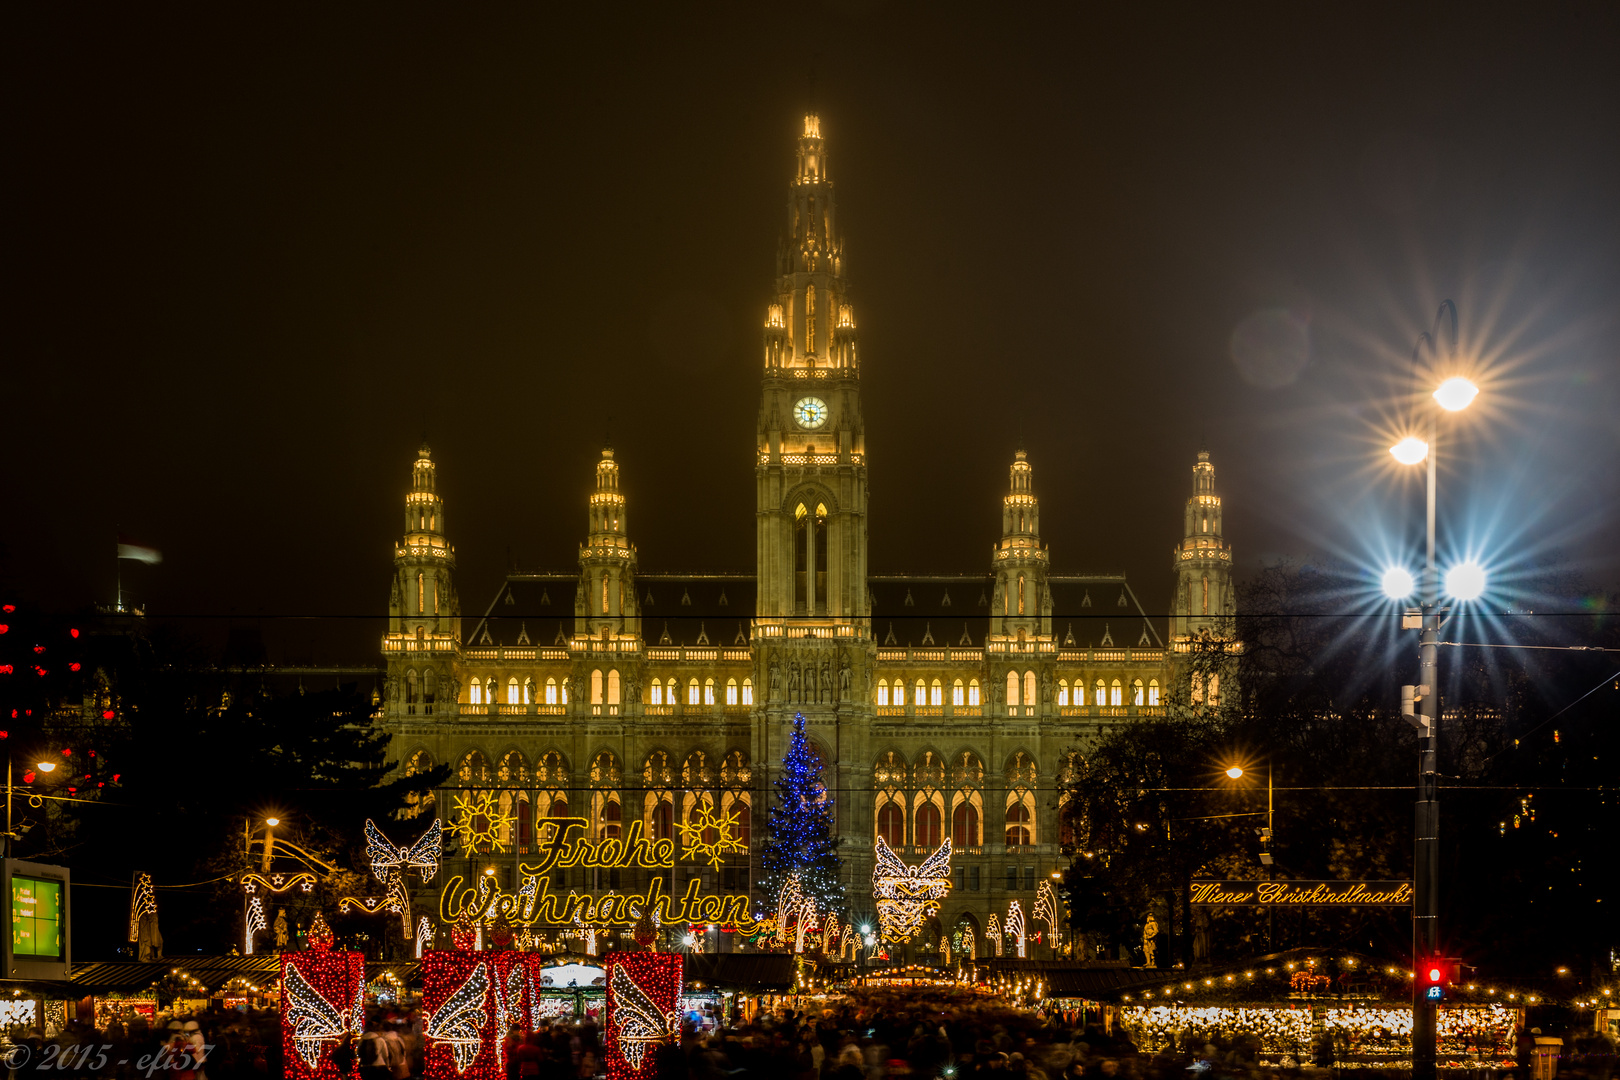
[
  {"xmin": 682, "ymin": 953, "xmax": 796, "ymax": 992},
  {"xmin": 71, "ymin": 955, "xmax": 280, "ymax": 992}
]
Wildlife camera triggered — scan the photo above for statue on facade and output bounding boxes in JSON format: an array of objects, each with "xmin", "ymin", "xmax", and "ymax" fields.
[
  {"xmin": 1041, "ymin": 670, "xmax": 1053, "ymax": 703},
  {"xmin": 769, "ymin": 658, "xmax": 782, "ymax": 700},
  {"xmin": 786, "ymin": 662, "xmax": 801, "ymax": 700},
  {"xmin": 1142, "ymin": 915, "xmax": 1159, "ymax": 968},
  {"xmin": 274, "ymin": 908, "xmax": 289, "ymax": 950},
  {"xmin": 819, "ymin": 661, "xmax": 832, "ymax": 703},
  {"xmin": 837, "ymin": 656, "xmax": 851, "ymax": 700}
]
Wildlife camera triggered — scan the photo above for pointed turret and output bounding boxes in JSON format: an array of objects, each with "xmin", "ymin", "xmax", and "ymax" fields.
[
  {"xmin": 988, "ymin": 450, "xmax": 1052, "ymax": 641},
  {"xmin": 1171, "ymin": 450, "xmax": 1234, "ymax": 640},
  {"xmin": 576, "ymin": 448, "xmax": 640, "ymax": 639},
  {"xmin": 385, "ymin": 443, "xmax": 458, "ymax": 717}
]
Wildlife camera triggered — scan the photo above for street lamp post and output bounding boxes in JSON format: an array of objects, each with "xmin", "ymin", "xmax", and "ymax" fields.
[
  {"xmin": 1388, "ymin": 300, "xmax": 1480, "ymax": 1080},
  {"xmin": 4, "ymin": 756, "xmax": 58, "ymax": 859}
]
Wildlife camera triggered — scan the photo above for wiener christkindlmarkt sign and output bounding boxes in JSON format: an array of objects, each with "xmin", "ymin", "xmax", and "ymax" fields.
[
  {"xmin": 1190, "ymin": 880, "xmax": 1413, "ymax": 906},
  {"xmin": 440, "ymin": 815, "xmax": 762, "ymax": 931}
]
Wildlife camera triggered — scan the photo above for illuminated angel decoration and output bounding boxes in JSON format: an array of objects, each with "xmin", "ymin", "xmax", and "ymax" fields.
[
  {"xmin": 676, "ymin": 800, "xmax": 749, "ymax": 868},
  {"xmin": 451, "ymin": 791, "xmax": 516, "ymax": 854},
  {"xmin": 340, "ymin": 818, "xmax": 444, "ymax": 940},
  {"xmin": 283, "ymin": 961, "xmax": 359, "ymax": 1070},
  {"xmin": 424, "ymin": 962, "xmax": 490, "ymax": 1074},
  {"xmin": 986, "ymin": 913, "xmax": 1003, "ymax": 957},
  {"xmin": 609, "ymin": 964, "xmax": 681, "ymax": 1070},
  {"xmin": 1006, "ymin": 900, "xmax": 1027, "ymax": 958},
  {"xmin": 1034, "ymin": 880, "xmax": 1061, "ymax": 950},
  {"xmin": 871, "ymin": 836, "xmax": 952, "ymax": 943}
]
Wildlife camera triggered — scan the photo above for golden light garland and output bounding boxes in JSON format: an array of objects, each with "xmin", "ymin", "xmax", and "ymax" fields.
[{"xmin": 871, "ymin": 837, "xmax": 952, "ymax": 944}]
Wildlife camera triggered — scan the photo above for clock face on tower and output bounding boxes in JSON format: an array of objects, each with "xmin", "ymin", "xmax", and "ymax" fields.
[{"xmin": 793, "ymin": 397, "xmax": 829, "ymax": 430}]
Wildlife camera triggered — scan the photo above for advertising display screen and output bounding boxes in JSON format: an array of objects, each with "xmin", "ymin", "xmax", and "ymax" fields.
[{"xmin": 11, "ymin": 875, "xmax": 64, "ymax": 959}]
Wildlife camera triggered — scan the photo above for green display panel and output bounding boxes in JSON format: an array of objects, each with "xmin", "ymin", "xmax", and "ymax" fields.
[{"xmin": 11, "ymin": 876, "xmax": 63, "ymax": 959}]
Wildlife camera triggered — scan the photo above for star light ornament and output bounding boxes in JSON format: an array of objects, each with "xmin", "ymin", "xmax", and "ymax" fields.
[
  {"xmin": 1034, "ymin": 880, "xmax": 1062, "ymax": 950},
  {"xmin": 871, "ymin": 836, "xmax": 952, "ymax": 944},
  {"xmin": 1005, "ymin": 900, "xmax": 1027, "ymax": 958},
  {"xmin": 676, "ymin": 800, "xmax": 749, "ymax": 868}
]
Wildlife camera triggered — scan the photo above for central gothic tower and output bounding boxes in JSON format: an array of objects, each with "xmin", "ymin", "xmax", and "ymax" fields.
[{"xmin": 756, "ymin": 114, "xmax": 868, "ymax": 627}]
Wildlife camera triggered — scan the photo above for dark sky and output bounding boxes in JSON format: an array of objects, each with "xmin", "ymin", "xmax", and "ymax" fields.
[{"xmin": 7, "ymin": 4, "xmax": 1619, "ymax": 662}]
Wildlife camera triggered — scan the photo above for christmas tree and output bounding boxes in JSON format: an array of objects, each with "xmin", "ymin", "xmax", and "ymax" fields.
[{"xmin": 759, "ymin": 713, "xmax": 846, "ymax": 919}]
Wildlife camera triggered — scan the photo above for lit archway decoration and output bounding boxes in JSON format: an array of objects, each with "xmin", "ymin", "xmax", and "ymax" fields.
[{"xmin": 871, "ymin": 836, "xmax": 952, "ymax": 943}]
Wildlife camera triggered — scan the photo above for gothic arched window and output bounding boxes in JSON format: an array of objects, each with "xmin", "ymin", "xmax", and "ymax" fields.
[
  {"xmin": 877, "ymin": 679, "xmax": 889, "ymax": 707},
  {"xmin": 1005, "ymin": 801, "xmax": 1032, "ymax": 846},
  {"xmin": 741, "ymin": 678, "xmax": 753, "ymax": 705},
  {"xmin": 952, "ymin": 679, "xmax": 965, "ymax": 707},
  {"xmin": 1148, "ymin": 678, "xmax": 1161, "ymax": 706},
  {"xmin": 952, "ymin": 801, "xmax": 980, "ymax": 848},
  {"xmin": 915, "ymin": 802, "xmax": 942, "ymax": 849},
  {"xmin": 1094, "ymin": 679, "xmax": 1106, "ymax": 707},
  {"xmin": 1006, "ymin": 670, "xmax": 1020, "ymax": 707},
  {"xmin": 1058, "ymin": 679, "xmax": 1069, "ymax": 706},
  {"xmin": 687, "ymin": 678, "xmax": 699, "ymax": 705},
  {"xmin": 1133, "ymin": 678, "xmax": 1144, "ymax": 706},
  {"xmin": 968, "ymin": 679, "xmax": 981, "ymax": 707},
  {"xmin": 545, "ymin": 677, "xmax": 558, "ymax": 705},
  {"xmin": 704, "ymin": 677, "xmax": 716, "ymax": 706},
  {"xmin": 877, "ymin": 800, "xmax": 905, "ymax": 847},
  {"xmin": 590, "ymin": 669, "xmax": 604, "ymax": 705},
  {"xmin": 469, "ymin": 677, "xmax": 482, "ymax": 705},
  {"xmin": 929, "ymin": 679, "xmax": 942, "ymax": 707},
  {"xmin": 1023, "ymin": 670, "xmax": 1037, "ymax": 709},
  {"xmin": 1110, "ymin": 678, "xmax": 1123, "ymax": 707},
  {"xmin": 726, "ymin": 678, "xmax": 738, "ymax": 705},
  {"xmin": 607, "ymin": 669, "xmax": 620, "ymax": 706},
  {"xmin": 914, "ymin": 679, "xmax": 926, "ymax": 707},
  {"xmin": 507, "ymin": 676, "xmax": 519, "ymax": 705}
]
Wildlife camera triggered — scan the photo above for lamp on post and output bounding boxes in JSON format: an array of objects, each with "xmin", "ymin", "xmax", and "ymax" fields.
[
  {"xmin": 4, "ymin": 756, "xmax": 58, "ymax": 858},
  {"xmin": 260, "ymin": 817, "xmax": 279, "ymax": 872},
  {"xmin": 1384, "ymin": 299, "xmax": 1482, "ymax": 1080}
]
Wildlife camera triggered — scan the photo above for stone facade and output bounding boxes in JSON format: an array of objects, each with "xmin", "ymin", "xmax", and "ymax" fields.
[{"xmin": 378, "ymin": 115, "xmax": 1235, "ymax": 954}]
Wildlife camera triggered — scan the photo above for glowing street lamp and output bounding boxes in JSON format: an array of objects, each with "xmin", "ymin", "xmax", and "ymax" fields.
[
  {"xmin": 1444, "ymin": 562, "xmax": 1487, "ymax": 602},
  {"xmin": 1432, "ymin": 377, "xmax": 1480, "ymax": 413},
  {"xmin": 1390, "ymin": 437, "xmax": 1429, "ymax": 466},
  {"xmin": 1225, "ymin": 766, "xmax": 1244, "ymax": 780},
  {"xmin": 1382, "ymin": 567, "xmax": 1416, "ymax": 600}
]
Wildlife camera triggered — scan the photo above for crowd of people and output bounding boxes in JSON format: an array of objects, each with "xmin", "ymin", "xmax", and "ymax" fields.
[{"xmin": 2, "ymin": 988, "xmax": 1612, "ymax": 1080}]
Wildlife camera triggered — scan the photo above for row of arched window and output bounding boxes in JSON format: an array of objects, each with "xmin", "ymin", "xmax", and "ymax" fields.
[
  {"xmin": 648, "ymin": 677, "xmax": 754, "ymax": 706},
  {"xmin": 875, "ymin": 678, "xmax": 981, "ymax": 707},
  {"xmin": 1055, "ymin": 677, "xmax": 1161, "ymax": 707},
  {"xmin": 871, "ymin": 750, "xmax": 1039, "ymax": 849},
  {"xmin": 469, "ymin": 675, "xmax": 567, "ymax": 705}
]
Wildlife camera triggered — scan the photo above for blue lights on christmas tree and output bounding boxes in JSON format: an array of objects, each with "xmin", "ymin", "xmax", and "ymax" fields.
[{"xmin": 760, "ymin": 713, "xmax": 846, "ymax": 917}]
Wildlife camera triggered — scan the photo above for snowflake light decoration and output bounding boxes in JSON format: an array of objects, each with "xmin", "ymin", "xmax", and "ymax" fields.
[
  {"xmin": 676, "ymin": 800, "xmax": 748, "ymax": 868},
  {"xmin": 451, "ymin": 790, "xmax": 516, "ymax": 853},
  {"xmin": 871, "ymin": 836, "xmax": 952, "ymax": 944}
]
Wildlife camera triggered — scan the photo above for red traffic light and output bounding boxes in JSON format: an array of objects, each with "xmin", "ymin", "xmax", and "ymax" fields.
[{"xmin": 1427, "ymin": 967, "xmax": 1442, "ymax": 983}]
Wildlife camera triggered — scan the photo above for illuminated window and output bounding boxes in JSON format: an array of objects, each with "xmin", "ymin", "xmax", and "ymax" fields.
[
  {"xmin": 653, "ymin": 800, "xmax": 673, "ymax": 841},
  {"xmin": 607, "ymin": 669, "xmax": 620, "ymax": 706},
  {"xmin": 1057, "ymin": 679, "xmax": 1068, "ymax": 706},
  {"xmin": 1018, "ymin": 573, "xmax": 1025, "ymax": 615},
  {"xmin": 601, "ymin": 799, "xmax": 622, "ymax": 839},
  {"xmin": 969, "ymin": 679, "xmax": 980, "ymax": 707},
  {"xmin": 417, "ymin": 572, "xmax": 424, "ymax": 614},
  {"xmin": 470, "ymin": 677, "xmax": 482, "ymax": 705},
  {"xmin": 704, "ymin": 677, "xmax": 716, "ymax": 705},
  {"xmin": 915, "ymin": 802, "xmax": 942, "ymax": 848},
  {"xmin": 951, "ymin": 801, "xmax": 980, "ymax": 847},
  {"xmin": 1133, "ymin": 679, "xmax": 1144, "ymax": 706},
  {"xmin": 406, "ymin": 670, "xmax": 418, "ymax": 713},
  {"xmin": 1094, "ymin": 680, "xmax": 1106, "ymax": 707},
  {"xmin": 1023, "ymin": 671, "xmax": 1037, "ymax": 708},
  {"xmin": 914, "ymin": 679, "xmax": 926, "ymax": 706},
  {"xmin": 688, "ymin": 678, "xmax": 700, "ymax": 706},
  {"xmin": 726, "ymin": 678, "xmax": 738, "ymax": 705},
  {"xmin": 741, "ymin": 678, "xmax": 753, "ymax": 705},
  {"xmin": 1148, "ymin": 679, "xmax": 1160, "ymax": 706},
  {"xmin": 1006, "ymin": 671, "xmax": 1020, "ymax": 707},
  {"xmin": 651, "ymin": 681, "xmax": 662, "ymax": 706},
  {"xmin": 1110, "ymin": 679, "xmax": 1122, "ymax": 707},
  {"xmin": 1005, "ymin": 801, "xmax": 1032, "ymax": 846},
  {"xmin": 952, "ymin": 679, "xmax": 965, "ymax": 707},
  {"xmin": 590, "ymin": 669, "xmax": 604, "ymax": 705},
  {"xmin": 930, "ymin": 679, "xmax": 942, "ymax": 707},
  {"xmin": 877, "ymin": 800, "xmax": 905, "ymax": 846},
  {"xmin": 560, "ymin": 680, "xmax": 568, "ymax": 705},
  {"xmin": 523, "ymin": 677, "xmax": 533, "ymax": 704},
  {"xmin": 545, "ymin": 678, "xmax": 558, "ymax": 705},
  {"xmin": 877, "ymin": 679, "xmax": 889, "ymax": 707}
]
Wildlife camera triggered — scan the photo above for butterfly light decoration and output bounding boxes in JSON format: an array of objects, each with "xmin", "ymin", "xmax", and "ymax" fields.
[
  {"xmin": 871, "ymin": 836, "xmax": 952, "ymax": 943},
  {"xmin": 424, "ymin": 962, "xmax": 490, "ymax": 1074},
  {"xmin": 610, "ymin": 964, "xmax": 681, "ymax": 1071},
  {"xmin": 283, "ymin": 962, "xmax": 360, "ymax": 1070}
]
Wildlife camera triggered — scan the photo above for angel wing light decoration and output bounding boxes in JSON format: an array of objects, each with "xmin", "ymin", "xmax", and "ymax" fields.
[
  {"xmin": 871, "ymin": 836, "xmax": 952, "ymax": 943},
  {"xmin": 605, "ymin": 953, "xmax": 683, "ymax": 1080},
  {"xmin": 609, "ymin": 965, "xmax": 680, "ymax": 1070},
  {"xmin": 424, "ymin": 962, "xmax": 490, "ymax": 1074},
  {"xmin": 282, "ymin": 962, "xmax": 348, "ymax": 1070}
]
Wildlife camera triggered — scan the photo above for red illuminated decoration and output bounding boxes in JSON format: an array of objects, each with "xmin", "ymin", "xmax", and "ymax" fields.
[
  {"xmin": 420, "ymin": 949, "xmax": 529, "ymax": 1080},
  {"xmin": 70, "ymin": 629, "xmax": 79, "ymax": 638},
  {"xmin": 280, "ymin": 912, "xmax": 366, "ymax": 1080},
  {"xmin": 604, "ymin": 952, "xmax": 682, "ymax": 1080},
  {"xmin": 102, "ymin": 710, "xmax": 115, "ymax": 720}
]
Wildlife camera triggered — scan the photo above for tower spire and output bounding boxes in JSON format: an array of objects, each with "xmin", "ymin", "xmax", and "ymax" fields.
[
  {"xmin": 576, "ymin": 447, "xmax": 640, "ymax": 640},
  {"xmin": 385, "ymin": 442, "xmax": 458, "ymax": 717},
  {"xmin": 988, "ymin": 450, "xmax": 1051, "ymax": 641},
  {"xmin": 1172, "ymin": 450, "xmax": 1233, "ymax": 641}
]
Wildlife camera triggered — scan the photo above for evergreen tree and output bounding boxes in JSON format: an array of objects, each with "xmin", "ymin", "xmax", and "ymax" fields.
[{"xmin": 759, "ymin": 713, "xmax": 845, "ymax": 917}]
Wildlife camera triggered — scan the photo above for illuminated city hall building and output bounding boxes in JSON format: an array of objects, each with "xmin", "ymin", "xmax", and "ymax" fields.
[{"xmin": 379, "ymin": 116, "xmax": 1235, "ymax": 951}]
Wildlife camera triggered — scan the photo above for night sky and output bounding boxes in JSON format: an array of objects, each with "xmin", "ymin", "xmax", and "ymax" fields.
[{"xmin": 8, "ymin": 5, "xmax": 1619, "ymax": 661}]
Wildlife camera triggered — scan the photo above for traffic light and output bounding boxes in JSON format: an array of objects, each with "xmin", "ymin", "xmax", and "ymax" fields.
[{"xmin": 1419, "ymin": 958, "xmax": 1456, "ymax": 1002}]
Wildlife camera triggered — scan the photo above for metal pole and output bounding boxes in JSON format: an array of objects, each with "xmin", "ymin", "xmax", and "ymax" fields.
[
  {"xmin": 5, "ymin": 756, "xmax": 11, "ymax": 860},
  {"xmin": 1413, "ymin": 417, "xmax": 1440, "ymax": 1080}
]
